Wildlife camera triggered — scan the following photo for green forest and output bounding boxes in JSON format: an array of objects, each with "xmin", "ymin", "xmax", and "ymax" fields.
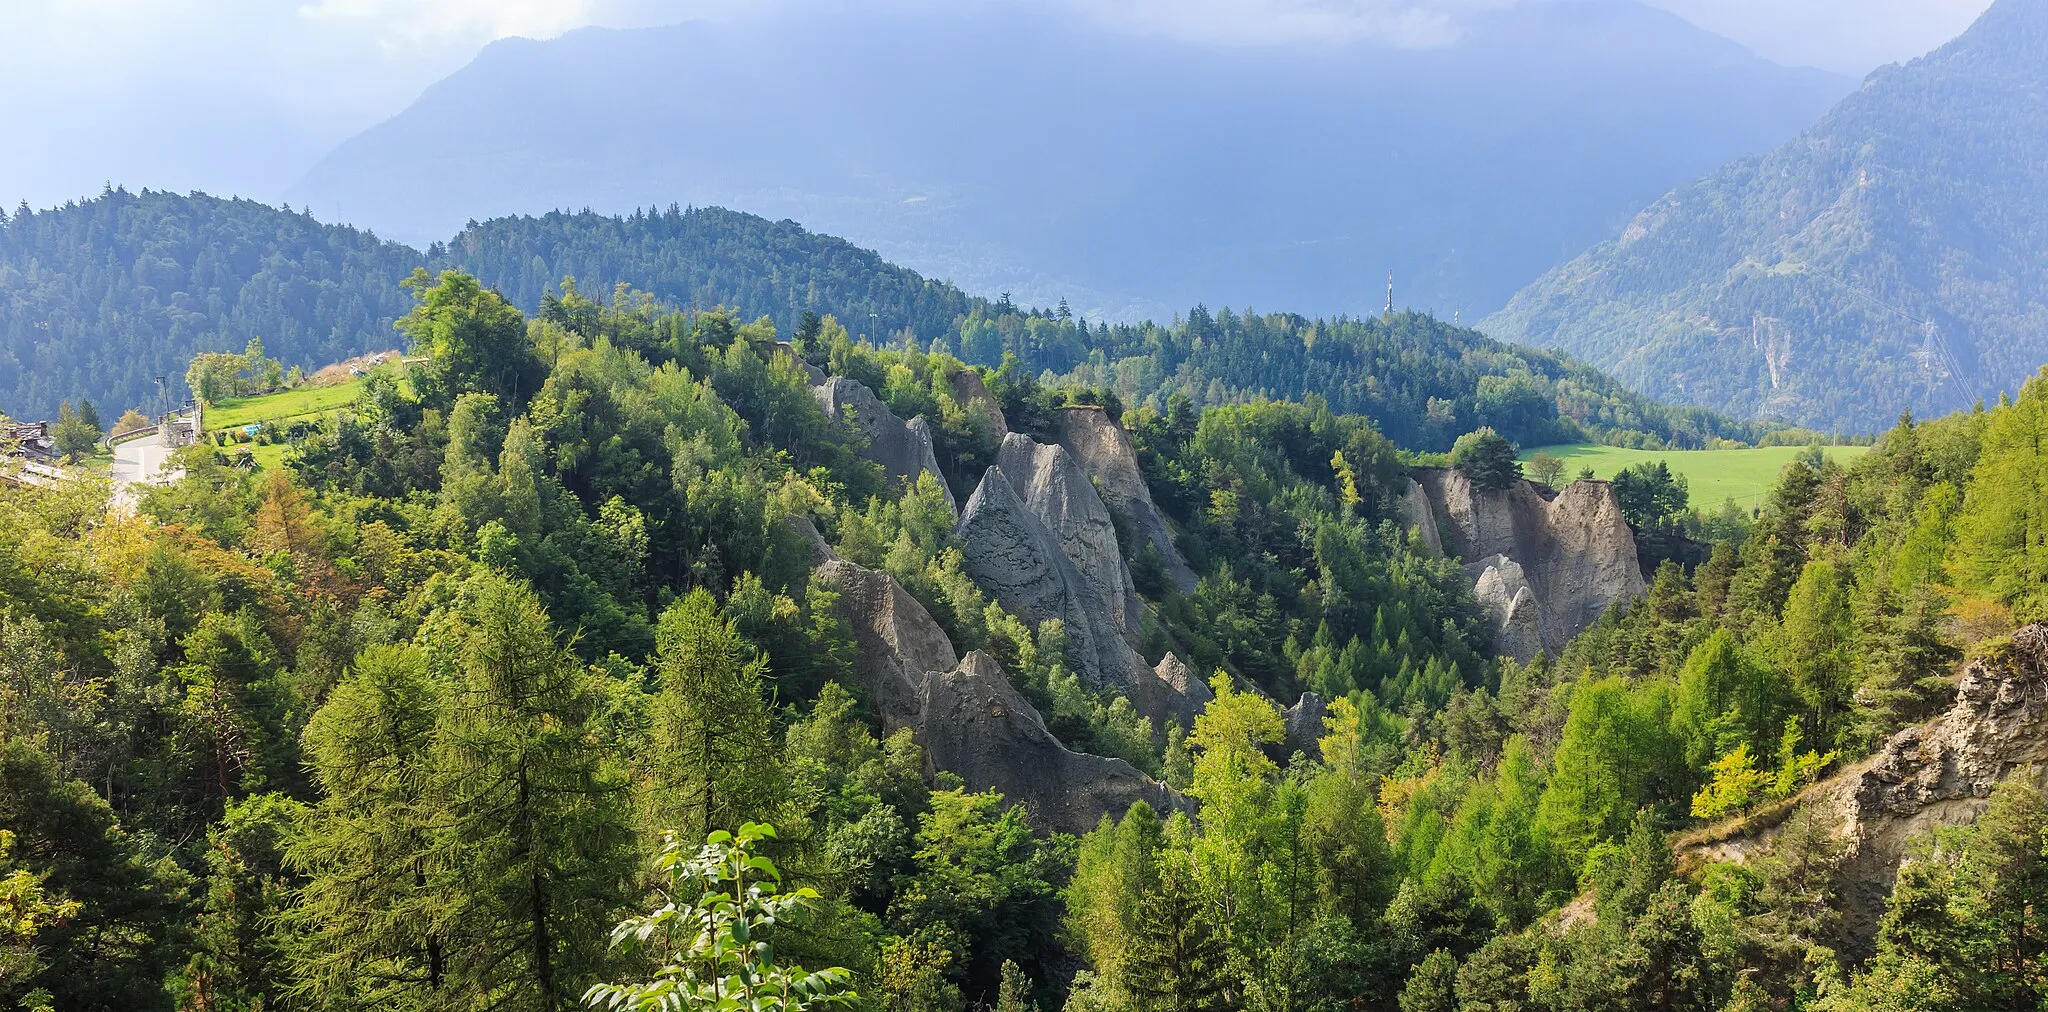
[
  {"xmin": 5, "ymin": 190, "xmax": 1768, "ymax": 453},
  {"xmin": 5, "ymin": 261, "xmax": 2048, "ymax": 1012}
]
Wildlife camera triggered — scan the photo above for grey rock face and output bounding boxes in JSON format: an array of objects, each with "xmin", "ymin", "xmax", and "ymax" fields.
[
  {"xmin": 947, "ymin": 367, "xmax": 1009, "ymax": 437},
  {"xmin": 1284, "ymin": 691, "xmax": 1330, "ymax": 760},
  {"xmin": 956, "ymin": 467, "xmax": 1208, "ymax": 725},
  {"xmin": 1398, "ymin": 478, "xmax": 1445, "ymax": 558},
  {"xmin": 1050, "ymin": 406, "xmax": 1198, "ymax": 593},
  {"xmin": 1411, "ymin": 467, "xmax": 1645, "ymax": 660},
  {"xmin": 1133, "ymin": 652, "xmax": 1214, "ymax": 729},
  {"xmin": 997, "ymin": 433, "xmax": 1143, "ymax": 632},
  {"xmin": 1469, "ymin": 555, "xmax": 1546, "ymax": 664},
  {"xmin": 1679, "ymin": 625, "xmax": 2048, "ymax": 955},
  {"xmin": 918, "ymin": 651, "xmax": 1184, "ymax": 834},
  {"xmin": 814, "ymin": 376, "xmax": 955, "ymax": 511},
  {"xmin": 808, "ymin": 533, "xmax": 1181, "ymax": 833}
]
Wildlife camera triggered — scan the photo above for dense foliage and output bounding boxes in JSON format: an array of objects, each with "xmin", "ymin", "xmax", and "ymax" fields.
[
  {"xmin": 5, "ymin": 261, "xmax": 2046, "ymax": 1012},
  {"xmin": 4, "ymin": 190, "xmax": 1763, "ymax": 456},
  {"xmin": 1486, "ymin": 0, "xmax": 2048, "ymax": 431},
  {"xmin": 0, "ymin": 188, "xmax": 423, "ymax": 422}
]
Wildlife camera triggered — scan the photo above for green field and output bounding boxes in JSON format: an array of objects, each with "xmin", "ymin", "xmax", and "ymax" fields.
[
  {"xmin": 206, "ymin": 379, "xmax": 365, "ymax": 431},
  {"xmin": 1520, "ymin": 443, "xmax": 1871, "ymax": 509}
]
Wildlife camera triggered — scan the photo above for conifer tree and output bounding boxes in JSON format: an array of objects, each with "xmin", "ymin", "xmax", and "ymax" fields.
[
  {"xmin": 433, "ymin": 572, "xmax": 633, "ymax": 1010},
  {"xmin": 287, "ymin": 644, "xmax": 447, "ymax": 1006},
  {"xmin": 645, "ymin": 588, "xmax": 780, "ymax": 843},
  {"xmin": 1125, "ymin": 854, "xmax": 1232, "ymax": 1012}
]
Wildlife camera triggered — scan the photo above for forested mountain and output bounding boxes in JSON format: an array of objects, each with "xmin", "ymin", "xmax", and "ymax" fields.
[
  {"xmin": 286, "ymin": 1, "xmax": 1849, "ymax": 320},
  {"xmin": 1, "ymin": 189, "xmax": 1761, "ymax": 452},
  {"xmin": 7, "ymin": 262, "xmax": 2048, "ymax": 1010},
  {"xmin": 441, "ymin": 207, "xmax": 976, "ymax": 342},
  {"xmin": 1485, "ymin": 0, "xmax": 2048, "ymax": 431},
  {"xmin": 0, "ymin": 189, "xmax": 422, "ymax": 421}
]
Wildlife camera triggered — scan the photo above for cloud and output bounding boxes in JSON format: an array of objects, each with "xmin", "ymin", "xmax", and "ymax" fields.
[
  {"xmin": 1061, "ymin": 0, "xmax": 1534, "ymax": 47},
  {"xmin": 296, "ymin": 0, "xmax": 602, "ymax": 52}
]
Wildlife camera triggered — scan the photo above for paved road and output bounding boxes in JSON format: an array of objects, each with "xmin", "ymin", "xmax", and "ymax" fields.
[{"xmin": 110, "ymin": 406, "xmax": 198, "ymax": 511}]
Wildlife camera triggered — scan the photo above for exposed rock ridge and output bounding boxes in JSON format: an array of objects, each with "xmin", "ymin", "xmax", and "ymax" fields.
[
  {"xmin": 996, "ymin": 432, "xmax": 1144, "ymax": 633},
  {"xmin": 1049, "ymin": 406, "xmax": 1199, "ymax": 594},
  {"xmin": 1410, "ymin": 467, "xmax": 1645, "ymax": 661},
  {"xmin": 800, "ymin": 523, "xmax": 1180, "ymax": 833},
  {"xmin": 947, "ymin": 367, "xmax": 1009, "ymax": 437},
  {"xmin": 813, "ymin": 376, "xmax": 955, "ymax": 512},
  {"xmin": 1678, "ymin": 625, "xmax": 2048, "ymax": 953},
  {"xmin": 956, "ymin": 467, "xmax": 1212, "ymax": 726}
]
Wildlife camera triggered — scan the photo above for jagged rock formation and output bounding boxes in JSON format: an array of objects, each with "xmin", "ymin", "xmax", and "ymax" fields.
[
  {"xmin": 918, "ymin": 651, "xmax": 1183, "ymax": 833},
  {"xmin": 813, "ymin": 376, "xmax": 955, "ymax": 511},
  {"xmin": 956, "ymin": 467, "xmax": 1212, "ymax": 725},
  {"xmin": 1678, "ymin": 625, "xmax": 2048, "ymax": 954},
  {"xmin": 1398, "ymin": 478, "xmax": 1445, "ymax": 557},
  {"xmin": 802, "ymin": 524, "xmax": 1178, "ymax": 833},
  {"xmin": 774, "ymin": 342, "xmax": 827, "ymax": 384},
  {"xmin": 1285, "ymin": 691, "xmax": 1329, "ymax": 760},
  {"xmin": 996, "ymin": 433, "xmax": 1144, "ymax": 632},
  {"xmin": 1137, "ymin": 652, "xmax": 1209, "ymax": 730},
  {"xmin": 947, "ymin": 367, "xmax": 1008, "ymax": 437},
  {"xmin": 1408, "ymin": 467, "xmax": 1645, "ymax": 661},
  {"xmin": 1470, "ymin": 555, "xmax": 1546, "ymax": 663},
  {"xmin": 1050, "ymin": 406, "xmax": 1199, "ymax": 593}
]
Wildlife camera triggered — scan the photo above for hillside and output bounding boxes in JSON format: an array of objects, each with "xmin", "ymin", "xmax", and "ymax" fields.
[
  {"xmin": 0, "ymin": 192, "xmax": 968, "ymax": 421},
  {"xmin": 286, "ymin": 1, "xmax": 1848, "ymax": 321},
  {"xmin": 0, "ymin": 189, "xmax": 422, "ymax": 422},
  {"xmin": 1484, "ymin": 0, "xmax": 2048, "ymax": 431},
  {"xmin": 1, "ymin": 189, "xmax": 1764, "ymax": 453}
]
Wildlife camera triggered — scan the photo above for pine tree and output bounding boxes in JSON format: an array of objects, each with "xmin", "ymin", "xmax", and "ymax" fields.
[
  {"xmin": 286, "ymin": 644, "xmax": 447, "ymax": 1005},
  {"xmin": 645, "ymin": 588, "xmax": 781, "ymax": 842},
  {"xmin": 433, "ymin": 572, "xmax": 633, "ymax": 1010},
  {"xmin": 1125, "ymin": 854, "xmax": 1233, "ymax": 1012}
]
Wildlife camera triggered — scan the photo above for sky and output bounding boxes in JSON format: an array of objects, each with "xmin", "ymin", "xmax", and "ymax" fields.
[{"xmin": 0, "ymin": 0, "xmax": 1996, "ymax": 217}]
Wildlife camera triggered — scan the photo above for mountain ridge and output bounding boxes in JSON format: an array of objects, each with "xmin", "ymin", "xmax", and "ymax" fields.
[
  {"xmin": 285, "ymin": 0, "xmax": 1850, "ymax": 322},
  {"xmin": 1482, "ymin": 0, "xmax": 2048, "ymax": 431}
]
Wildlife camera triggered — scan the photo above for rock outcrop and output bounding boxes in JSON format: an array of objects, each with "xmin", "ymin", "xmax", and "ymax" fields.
[
  {"xmin": 1470, "ymin": 555, "xmax": 1546, "ymax": 663},
  {"xmin": 948, "ymin": 367, "xmax": 1009, "ymax": 437},
  {"xmin": 1397, "ymin": 478, "xmax": 1445, "ymax": 557},
  {"xmin": 1050, "ymin": 406, "xmax": 1198, "ymax": 593},
  {"xmin": 1409, "ymin": 467, "xmax": 1645, "ymax": 661},
  {"xmin": 956, "ymin": 467, "xmax": 1211, "ymax": 725},
  {"xmin": 805, "ymin": 526, "xmax": 1178, "ymax": 833},
  {"xmin": 996, "ymin": 433, "xmax": 1143, "ymax": 632},
  {"xmin": 1678, "ymin": 625, "xmax": 2048, "ymax": 954},
  {"xmin": 917, "ymin": 651, "xmax": 1182, "ymax": 833},
  {"xmin": 1136, "ymin": 652, "xmax": 1210, "ymax": 729},
  {"xmin": 1285, "ymin": 691, "xmax": 1330, "ymax": 760},
  {"xmin": 813, "ymin": 376, "xmax": 955, "ymax": 511}
]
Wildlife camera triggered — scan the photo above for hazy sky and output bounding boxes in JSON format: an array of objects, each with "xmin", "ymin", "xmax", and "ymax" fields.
[{"xmin": 0, "ymin": 0, "xmax": 1996, "ymax": 216}]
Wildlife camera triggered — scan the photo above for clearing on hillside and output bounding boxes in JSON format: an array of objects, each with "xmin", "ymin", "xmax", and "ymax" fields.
[{"xmin": 1520, "ymin": 443, "xmax": 1871, "ymax": 510}]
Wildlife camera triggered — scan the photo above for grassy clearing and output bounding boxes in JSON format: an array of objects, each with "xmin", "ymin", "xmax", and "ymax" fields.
[
  {"xmin": 207, "ymin": 380, "xmax": 365, "ymax": 431},
  {"xmin": 1521, "ymin": 442, "xmax": 1872, "ymax": 509}
]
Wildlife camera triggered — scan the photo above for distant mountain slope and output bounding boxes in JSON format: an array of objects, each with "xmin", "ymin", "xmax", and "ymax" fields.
[
  {"xmin": 0, "ymin": 189, "xmax": 423, "ymax": 421},
  {"xmin": 1484, "ymin": 0, "xmax": 2048, "ymax": 431},
  {"xmin": 0, "ymin": 190, "xmax": 1761, "ymax": 454},
  {"xmin": 287, "ymin": 1, "xmax": 1848, "ymax": 322},
  {"xmin": 0, "ymin": 193, "xmax": 981, "ymax": 421},
  {"xmin": 443, "ymin": 207, "xmax": 976, "ymax": 340}
]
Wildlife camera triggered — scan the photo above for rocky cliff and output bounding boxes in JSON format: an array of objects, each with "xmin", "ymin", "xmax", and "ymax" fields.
[
  {"xmin": 996, "ymin": 433, "xmax": 1144, "ymax": 633},
  {"xmin": 1677, "ymin": 625, "xmax": 2048, "ymax": 953},
  {"xmin": 1404, "ymin": 467, "xmax": 1645, "ymax": 661},
  {"xmin": 956, "ymin": 466, "xmax": 1211, "ymax": 725},
  {"xmin": 948, "ymin": 367, "xmax": 1009, "ymax": 437},
  {"xmin": 1050, "ymin": 406, "xmax": 1199, "ymax": 593},
  {"xmin": 803, "ymin": 525, "xmax": 1179, "ymax": 833},
  {"xmin": 813, "ymin": 376, "xmax": 955, "ymax": 511}
]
